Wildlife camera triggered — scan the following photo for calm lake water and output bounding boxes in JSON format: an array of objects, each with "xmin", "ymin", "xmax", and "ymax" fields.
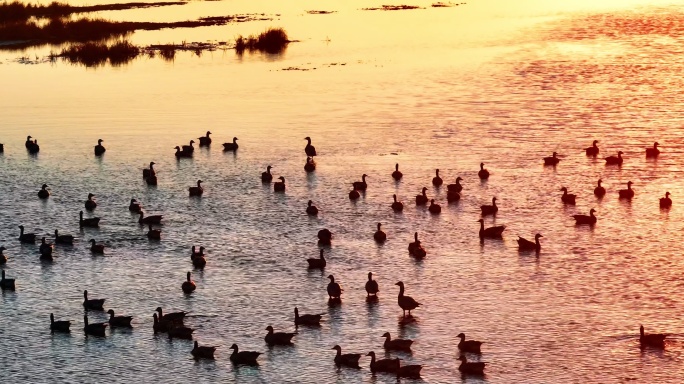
[{"xmin": 2, "ymin": 0, "xmax": 684, "ymax": 382}]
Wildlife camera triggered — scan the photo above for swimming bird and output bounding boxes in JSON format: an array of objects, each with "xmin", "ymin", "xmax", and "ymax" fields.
[
  {"xmin": 39, "ymin": 237, "xmax": 53, "ymax": 259},
  {"xmin": 182, "ymin": 272, "xmax": 196, "ymax": 293},
  {"xmin": 367, "ymin": 351, "xmax": 399, "ymax": 373},
  {"xmin": 147, "ymin": 225, "xmax": 161, "ymax": 240},
  {"xmin": 428, "ymin": 199, "xmax": 441, "ymax": 214},
  {"xmin": 107, "ymin": 309, "xmax": 133, "ymax": 328},
  {"xmin": 25, "ymin": 135, "xmax": 33, "ymax": 149},
  {"xmin": 94, "ymin": 139, "xmax": 105, "ymax": 156},
  {"xmin": 222, "ymin": 137, "xmax": 239, "ymax": 151},
  {"xmin": 432, "ymin": 169, "xmax": 443, "ymax": 186},
  {"xmin": 618, "ymin": 181, "xmax": 634, "ymax": 199},
  {"xmin": 458, "ymin": 355, "xmax": 486, "ymax": 375},
  {"xmin": 265, "ymin": 325, "xmax": 296, "ymax": 345},
  {"xmin": 560, "ymin": 187, "xmax": 576, "ymax": 205},
  {"xmin": 327, "ymin": 274, "xmax": 342, "ymax": 299},
  {"xmin": 396, "ymin": 281, "xmax": 420, "ymax": 317},
  {"xmin": 142, "ymin": 162, "xmax": 156, "ymax": 178},
  {"xmin": 447, "ymin": 176, "xmax": 463, "ymax": 193},
  {"xmin": 332, "ymin": 345, "xmax": 361, "ymax": 368},
  {"xmin": 192, "ymin": 341, "xmax": 217, "ymax": 359},
  {"xmin": 1, "ymin": 270, "xmax": 16, "ymax": 290},
  {"xmin": 397, "ymin": 362, "xmax": 423, "ymax": 378},
  {"xmin": 261, "ymin": 165, "xmax": 273, "ymax": 182},
  {"xmin": 349, "ymin": 188, "xmax": 360, "ymax": 200},
  {"xmin": 129, "ymin": 198, "xmax": 142, "ymax": 213},
  {"xmin": 189, "ymin": 180, "xmax": 203, "ymax": 196},
  {"xmin": 306, "ymin": 200, "xmax": 319, "ymax": 215},
  {"xmin": 480, "ymin": 197, "xmax": 498, "ymax": 216},
  {"xmin": 83, "ymin": 290, "xmax": 105, "ymax": 310},
  {"xmin": 152, "ymin": 313, "xmax": 169, "ymax": 333},
  {"xmin": 407, "ymin": 232, "xmax": 426, "ymax": 258},
  {"xmin": 639, "ymin": 325, "xmax": 665, "ymax": 349},
  {"xmin": 373, "ymin": 223, "xmax": 386, "ymax": 243},
  {"xmin": 645, "ymin": 142, "xmax": 660, "ymax": 158},
  {"xmin": 304, "ymin": 137, "xmax": 316, "ymax": 156},
  {"xmin": 391, "ymin": 194, "xmax": 404, "ymax": 212},
  {"xmin": 28, "ymin": 139, "xmax": 39, "ymax": 154},
  {"xmin": 54, "ymin": 229, "xmax": 74, "ymax": 245},
  {"xmin": 660, "ymin": 192, "xmax": 672, "ymax": 208},
  {"xmin": 415, "ymin": 187, "xmax": 428, "ymax": 205},
  {"xmin": 79, "ymin": 211, "xmax": 100, "ymax": 228},
  {"xmin": 382, "ymin": 332, "xmax": 413, "ymax": 351},
  {"xmin": 84, "ymin": 193, "xmax": 97, "ymax": 211},
  {"xmin": 168, "ymin": 323, "xmax": 194, "ymax": 340},
  {"xmin": 478, "ymin": 163, "xmax": 489, "ymax": 179},
  {"xmin": 304, "ymin": 157, "xmax": 316, "ymax": 172},
  {"xmin": 18, "ymin": 225, "xmax": 36, "ymax": 243},
  {"xmin": 146, "ymin": 173, "xmax": 158, "ymax": 186},
  {"xmin": 605, "ymin": 151, "xmax": 624, "ymax": 165},
  {"xmin": 457, "ymin": 333, "xmax": 483, "ymax": 353},
  {"xmin": 174, "ymin": 146, "xmax": 192, "ymax": 158},
  {"xmin": 138, "ymin": 211, "xmax": 163, "ymax": 225},
  {"xmin": 83, "ymin": 315, "xmax": 107, "ymax": 337},
  {"xmin": 543, "ymin": 152, "xmax": 560, "ymax": 165},
  {"xmin": 478, "ymin": 219, "xmax": 505, "ymax": 239},
  {"xmin": 274, "ymin": 176, "xmax": 286, "ymax": 192},
  {"xmin": 365, "ymin": 272, "xmax": 379, "ymax": 297},
  {"xmin": 392, "ymin": 164, "xmax": 403, "ymax": 180},
  {"xmin": 198, "ymin": 131, "xmax": 212, "ymax": 147},
  {"xmin": 573, "ymin": 208, "xmax": 597, "ymax": 225},
  {"xmin": 38, "ymin": 184, "xmax": 50, "ymax": 199},
  {"xmin": 447, "ymin": 190, "xmax": 461, "ymax": 202},
  {"xmin": 192, "ymin": 253, "xmax": 206, "ymax": 269},
  {"xmin": 353, "ymin": 174, "xmax": 368, "ymax": 191},
  {"xmin": 585, "ymin": 140, "xmax": 599, "ymax": 156},
  {"xmin": 307, "ymin": 249, "xmax": 326, "ymax": 269},
  {"xmin": 89, "ymin": 239, "xmax": 105, "ymax": 254},
  {"xmin": 230, "ymin": 344, "xmax": 261, "ymax": 365},
  {"xmin": 0, "ymin": 246, "xmax": 6, "ymax": 264},
  {"xmin": 155, "ymin": 307, "xmax": 187, "ymax": 323},
  {"xmin": 294, "ymin": 307, "xmax": 322, "ymax": 326},
  {"xmin": 517, "ymin": 234, "xmax": 542, "ymax": 252},
  {"xmin": 318, "ymin": 229, "xmax": 333, "ymax": 245},
  {"xmin": 594, "ymin": 179, "xmax": 606, "ymax": 197},
  {"xmin": 182, "ymin": 140, "xmax": 195, "ymax": 153},
  {"xmin": 0, "ymin": 143, "xmax": 3, "ymax": 153},
  {"xmin": 50, "ymin": 313, "xmax": 71, "ymax": 333}
]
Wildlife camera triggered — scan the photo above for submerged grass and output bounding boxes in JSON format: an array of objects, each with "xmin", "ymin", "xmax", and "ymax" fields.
[
  {"xmin": 234, "ymin": 27, "xmax": 289, "ymax": 54},
  {"xmin": 0, "ymin": 1, "xmax": 186, "ymax": 23}
]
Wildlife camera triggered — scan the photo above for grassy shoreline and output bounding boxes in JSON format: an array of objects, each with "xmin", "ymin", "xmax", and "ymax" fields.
[{"xmin": 0, "ymin": 1, "xmax": 187, "ymax": 23}]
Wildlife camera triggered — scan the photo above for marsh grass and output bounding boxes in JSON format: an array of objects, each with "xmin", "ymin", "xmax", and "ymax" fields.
[
  {"xmin": 0, "ymin": 1, "xmax": 186, "ymax": 23},
  {"xmin": 54, "ymin": 40, "xmax": 139, "ymax": 67},
  {"xmin": 234, "ymin": 27, "xmax": 289, "ymax": 54}
]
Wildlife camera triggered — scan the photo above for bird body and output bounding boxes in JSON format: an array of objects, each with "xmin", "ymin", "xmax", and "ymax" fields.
[
  {"xmin": 84, "ymin": 193, "xmax": 97, "ymax": 211},
  {"xmin": 327, "ymin": 275, "xmax": 343, "ymax": 299},
  {"xmin": 1, "ymin": 270, "xmax": 16, "ymax": 290},
  {"xmin": 415, "ymin": 187, "xmax": 428, "ymax": 205},
  {"xmin": 373, "ymin": 223, "xmax": 386, "ymax": 243},
  {"xmin": 447, "ymin": 190, "xmax": 461, "ymax": 202},
  {"xmin": 639, "ymin": 325, "xmax": 665, "ymax": 349},
  {"xmin": 560, "ymin": 187, "xmax": 576, "ymax": 205},
  {"xmin": 18, "ymin": 225, "xmax": 36, "ymax": 243},
  {"xmin": 198, "ymin": 131, "xmax": 212, "ymax": 147},
  {"xmin": 618, "ymin": 181, "xmax": 634, "ymax": 199},
  {"xmin": 517, "ymin": 234, "xmax": 542, "ymax": 252},
  {"xmin": 408, "ymin": 232, "xmax": 426, "ymax": 259},
  {"xmin": 89, "ymin": 239, "xmax": 105, "ymax": 254},
  {"xmin": 94, "ymin": 139, "xmax": 105, "ymax": 156},
  {"xmin": 349, "ymin": 188, "xmax": 360, "ymax": 200},
  {"xmin": 107, "ymin": 309, "xmax": 133, "ymax": 327},
  {"xmin": 432, "ymin": 169, "xmax": 443, "ymax": 187},
  {"xmin": 478, "ymin": 163, "xmax": 489, "ymax": 179},
  {"xmin": 28, "ymin": 139, "xmax": 39, "ymax": 154},
  {"xmin": 155, "ymin": 307, "xmax": 187, "ymax": 323},
  {"xmin": 182, "ymin": 140, "xmax": 195, "ymax": 153},
  {"xmin": 142, "ymin": 162, "xmax": 156, "ymax": 178},
  {"xmin": 594, "ymin": 179, "xmax": 606, "ymax": 197},
  {"xmin": 182, "ymin": 272, "xmax": 196, "ymax": 293},
  {"xmin": 391, "ymin": 194, "xmax": 404, "ymax": 212},
  {"xmin": 50, "ymin": 313, "xmax": 71, "ymax": 333},
  {"xmin": 129, "ymin": 198, "xmax": 142, "ymax": 213},
  {"xmin": 174, "ymin": 146, "xmax": 192, "ymax": 158},
  {"xmin": 138, "ymin": 211, "xmax": 163, "ymax": 225},
  {"xmin": 189, "ymin": 180, "xmax": 203, "ymax": 197},
  {"xmin": 306, "ymin": 200, "xmax": 319, "ymax": 215},
  {"xmin": 573, "ymin": 208, "xmax": 597, "ymax": 225},
  {"xmin": 304, "ymin": 157, "xmax": 316, "ymax": 172},
  {"xmin": 458, "ymin": 355, "xmax": 486, "ymax": 375},
  {"xmin": 264, "ymin": 325, "xmax": 296, "ymax": 345},
  {"xmin": 457, "ymin": 333, "xmax": 483, "ymax": 353},
  {"xmin": 365, "ymin": 272, "xmax": 379, "ymax": 296},
  {"xmin": 645, "ymin": 142, "xmax": 660, "ymax": 157},
  {"xmin": 38, "ymin": 184, "xmax": 50, "ymax": 199},
  {"xmin": 392, "ymin": 164, "xmax": 403, "ymax": 180},
  {"xmin": 54, "ymin": 229, "xmax": 74, "ymax": 245},
  {"xmin": 397, "ymin": 363, "xmax": 423, "ymax": 378},
  {"xmin": 480, "ymin": 197, "xmax": 498, "ymax": 216},
  {"xmin": 367, "ymin": 351, "xmax": 399, "ymax": 373},
  {"xmin": 192, "ymin": 341, "xmax": 217, "ymax": 359},
  {"xmin": 83, "ymin": 290, "xmax": 105, "ymax": 310},
  {"xmin": 307, "ymin": 249, "xmax": 326, "ymax": 269},
  {"xmin": 168, "ymin": 324, "xmax": 194, "ymax": 340},
  {"xmin": 396, "ymin": 281, "xmax": 420, "ymax": 317},
  {"xmin": 230, "ymin": 344, "xmax": 261, "ymax": 365},
  {"xmin": 605, "ymin": 151, "xmax": 624, "ymax": 165},
  {"xmin": 79, "ymin": 211, "xmax": 100, "ymax": 228},
  {"xmin": 223, "ymin": 137, "xmax": 239, "ymax": 151},
  {"xmin": 274, "ymin": 176, "xmax": 286, "ymax": 192},
  {"xmin": 447, "ymin": 177, "xmax": 463, "ymax": 193},
  {"xmin": 39, "ymin": 237, "xmax": 53, "ymax": 259},
  {"xmin": 304, "ymin": 137, "xmax": 316, "ymax": 156},
  {"xmin": 543, "ymin": 152, "xmax": 560, "ymax": 165},
  {"xmin": 0, "ymin": 247, "xmax": 6, "ymax": 264},
  {"xmin": 478, "ymin": 219, "xmax": 505, "ymax": 239},
  {"xmin": 353, "ymin": 174, "xmax": 368, "ymax": 191},
  {"xmin": 585, "ymin": 140, "xmax": 599, "ymax": 156},
  {"xmin": 147, "ymin": 225, "xmax": 161, "ymax": 240},
  {"xmin": 318, "ymin": 229, "xmax": 332, "ymax": 245},
  {"xmin": 382, "ymin": 332, "xmax": 413, "ymax": 351},
  {"xmin": 294, "ymin": 307, "xmax": 322, "ymax": 326},
  {"xmin": 428, "ymin": 199, "xmax": 441, "ymax": 214},
  {"xmin": 261, "ymin": 165, "xmax": 273, "ymax": 182},
  {"xmin": 660, "ymin": 192, "xmax": 672, "ymax": 208},
  {"xmin": 332, "ymin": 345, "xmax": 361, "ymax": 367},
  {"xmin": 83, "ymin": 315, "xmax": 107, "ymax": 337}
]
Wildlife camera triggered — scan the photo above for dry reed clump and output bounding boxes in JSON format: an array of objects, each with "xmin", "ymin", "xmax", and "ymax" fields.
[{"xmin": 234, "ymin": 27, "xmax": 289, "ymax": 54}]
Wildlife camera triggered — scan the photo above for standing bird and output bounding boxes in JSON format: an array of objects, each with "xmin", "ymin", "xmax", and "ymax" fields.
[
  {"xmin": 660, "ymin": 192, "xmax": 672, "ymax": 208},
  {"xmin": 106, "ymin": 309, "xmax": 133, "ymax": 328},
  {"xmin": 332, "ymin": 345, "xmax": 361, "ymax": 368},
  {"xmin": 645, "ymin": 142, "xmax": 660, "ymax": 158},
  {"xmin": 223, "ymin": 137, "xmax": 239, "ymax": 151},
  {"xmin": 229, "ymin": 344, "xmax": 261, "ymax": 365},
  {"xmin": 304, "ymin": 157, "xmax": 316, "ymax": 172},
  {"xmin": 365, "ymin": 272, "xmax": 379, "ymax": 297},
  {"xmin": 432, "ymin": 169, "xmax": 443, "ymax": 186},
  {"xmin": 294, "ymin": 307, "xmax": 322, "ymax": 326},
  {"xmin": 594, "ymin": 179, "xmax": 606, "ymax": 197},
  {"xmin": 89, "ymin": 239, "xmax": 105, "ymax": 254},
  {"xmin": 50, "ymin": 313, "xmax": 71, "ymax": 333},
  {"xmin": 573, "ymin": 208, "xmax": 597, "ymax": 225},
  {"xmin": 192, "ymin": 341, "xmax": 217, "ymax": 359},
  {"xmin": 543, "ymin": 152, "xmax": 560, "ymax": 165},
  {"xmin": 85, "ymin": 193, "xmax": 97, "ymax": 211},
  {"xmin": 198, "ymin": 131, "xmax": 212, "ymax": 147},
  {"xmin": 478, "ymin": 219, "xmax": 505, "ymax": 239},
  {"xmin": 307, "ymin": 249, "xmax": 326, "ymax": 269},
  {"xmin": 94, "ymin": 139, "xmax": 105, "ymax": 156},
  {"xmin": 189, "ymin": 180, "xmax": 204, "ymax": 197},
  {"xmin": 373, "ymin": 223, "xmax": 386, "ymax": 243},
  {"xmin": 274, "ymin": 176, "xmax": 286, "ymax": 192},
  {"xmin": 428, "ymin": 199, "xmax": 441, "ymax": 214},
  {"xmin": 79, "ymin": 211, "xmax": 100, "ymax": 228},
  {"xmin": 83, "ymin": 315, "xmax": 107, "ymax": 337},
  {"xmin": 83, "ymin": 290, "xmax": 105, "ymax": 310},
  {"xmin": 480, "ymin": 197, "xmax": 498, "ymax": 216},
  {"xmin": 415, "ymin": 187, "xmax": 428, "ymax": 205},
  {"xmin": 353, "ymin": 174, "xmax": 368, "ymax": 191},
  {"xmin": 618, "ymin": 181, "xmax": 634, "ymax": 199},
  {"xmin": 605, "ymin": 151, "xmax": 624, "ymax": 165},
  {"xmin": 396, "ymin": 281, "xmax": 420, "ymax": 317},
  {"xmin": 181, "ymin": 272, "xmax": 196, "ymax": 293},
  {"xmin": 639, "ymin": 325, "xmax": 666, "ymax": 349},
  {"xmin": 54, "ymin": 229, "xmax": 74, "ymax": 245},
  {"xmin": 306, "ymin": 200, "xmax": 319, "ymax": 215},
  {"xmin": 392, "ymin": 164, "xmax": 403, "ymax": 180},
  {"xmin": 18, "ymin": 225, "xmax": 36, "ymax": 243},
  {"xmin": 38, "ymin": 184, "xmax": 50, "ymax": 199},
  {"xmin": 457, "ymin": 333, "xmax": 483, "ymax": 353},
  {"xmin": 517, "ymin": 234, "xmax": 542, "ymax": 252},
  {"xmin": 478, "ymin": 163, "xmax": 489, "ymax": 180},
  {"xmin": 560, "ymin": 187, "xmax": 576, "ymax": 205},
  {"xmin": 447, "ymin": 176, "xmax": 463, "ymax": 193},
  {"xmin": 264, "ymin": 326, "xmax": 296, "ymax": 345},
  {"xmin": 261, "ymin": 165, "xmax": 273, "ymax": 182},
  {"xmin": 327, "ymin": 274, "xmax": 342, "ymax": 300},
  {"xmin": 458, "ymin": 356, "xmax": 486, "ymax": 375},
  {"xmin": 1, "ymin": 270, "xmax": 16, "ymax": 290},
  {"xmin": 391, "ymin": 194, "xmax": 404, "ymax": 212},
  {"xmin": 182, "ymin": 140, "xmax": 196, "ymax": 153},
  {"xmin": 304, "ymin": 136, "xmax": 317, "ymax": 156},
  {"xmin": 585, "ymin": 140, "xmax": 599, "ymax": 156}
]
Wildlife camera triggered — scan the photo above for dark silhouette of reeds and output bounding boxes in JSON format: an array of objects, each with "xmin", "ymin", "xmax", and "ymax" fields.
[
  {"xmin": 54, "ymin": 40, "xmax": 140, "ymax": 67},
  {"xmin": 0, "ymin": 1, "xmax": 186, "ymax": 23},
  {"xmin": 234, "ymin": 27, "xmax": 289, "ymax": 54}
]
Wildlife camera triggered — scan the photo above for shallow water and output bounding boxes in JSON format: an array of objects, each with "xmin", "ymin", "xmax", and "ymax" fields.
[{"xmin": 2, "ymin": 0, "xmax": 684, "ymax": 382}]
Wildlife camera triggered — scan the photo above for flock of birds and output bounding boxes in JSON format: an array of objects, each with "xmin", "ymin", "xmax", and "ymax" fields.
[{"xmin": 0, "ymin": 133, "xmax": 672, "ymax": 380}]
